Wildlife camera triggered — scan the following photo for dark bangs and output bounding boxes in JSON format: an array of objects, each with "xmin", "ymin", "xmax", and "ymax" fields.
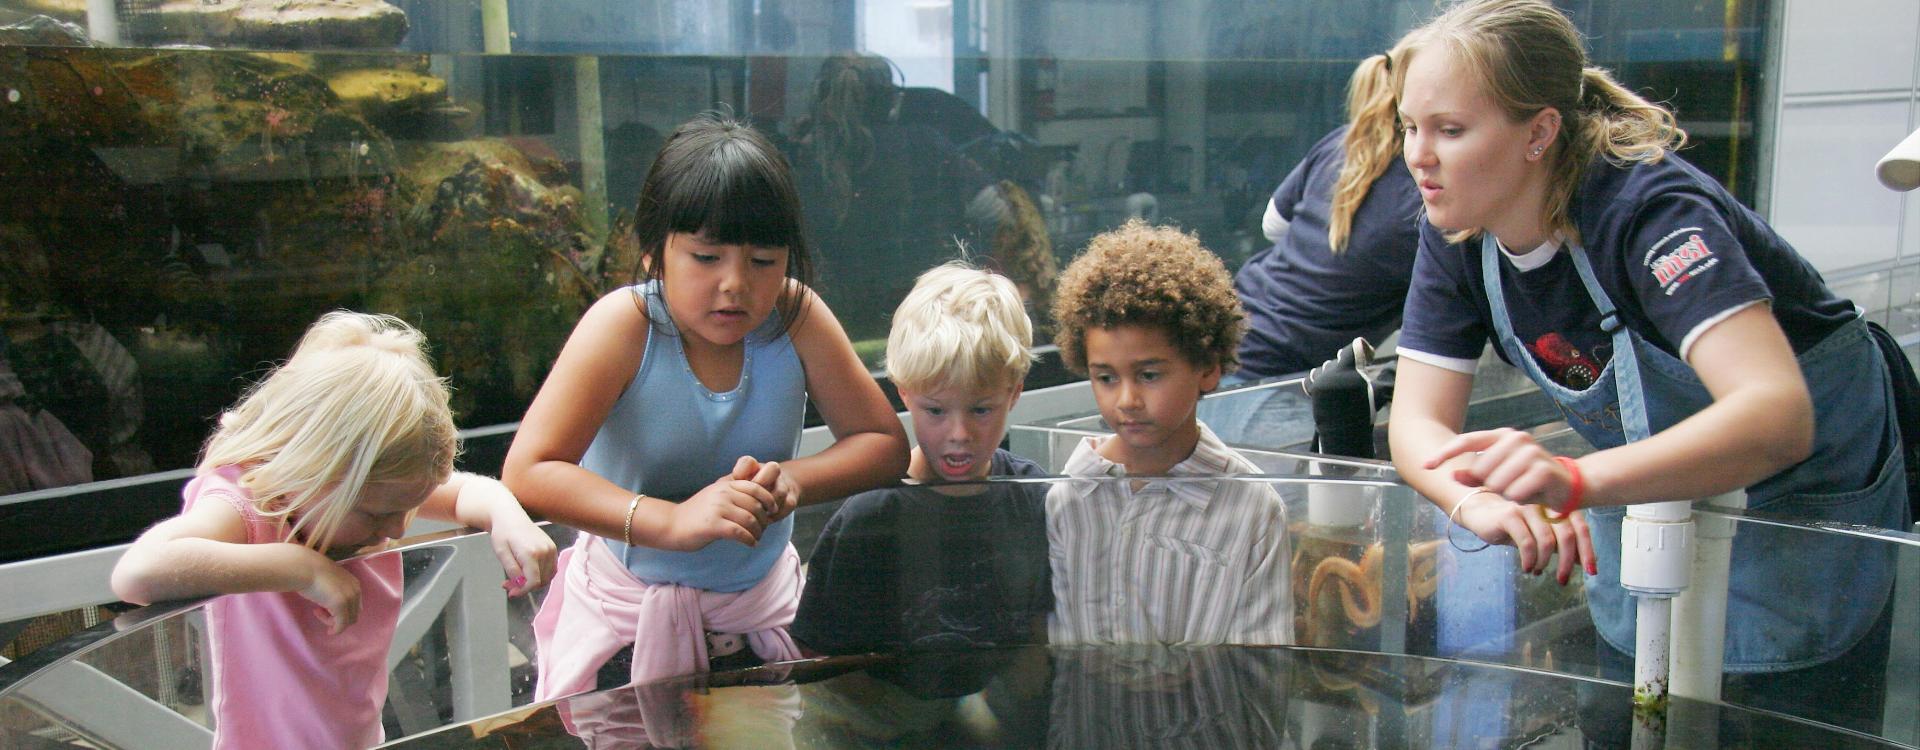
[{"xmin": 634, "ymin": 112, "xmax": 813, "ymax": 330}]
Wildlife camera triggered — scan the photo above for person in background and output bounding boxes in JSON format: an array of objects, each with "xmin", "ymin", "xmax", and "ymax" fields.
[
  {"xmin": 792, "ymin": 53, "xmax": 996, "ymax": 342},
  {"xmin": 1200, "ymin": 37, "xmax": 1423, "ymax": 448}
]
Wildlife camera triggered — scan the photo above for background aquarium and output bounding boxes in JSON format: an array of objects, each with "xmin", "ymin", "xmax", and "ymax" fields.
[{"xmin": 0, "ymin": 0, "xmax": 1773, "ymax": 492}]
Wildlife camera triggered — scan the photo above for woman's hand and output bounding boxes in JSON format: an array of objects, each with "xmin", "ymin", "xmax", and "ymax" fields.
[
  {"xmin": 1426, "ymin": 428, "xmax": 1578, "ymax": 511},
  {"xmin": 1452, "ymin": 490, "xmax": 1598, "ymax": 584},
  {"xmin": 297, "ymin": 551, "xmax": 363, "ymax": 635},
  {"xmin": 732, "ymin": 456, "xmax": 801, "ymax": 523},
  {"xmin": 661, "ymin": 475, "xmax": 779, "ymax": 551}
]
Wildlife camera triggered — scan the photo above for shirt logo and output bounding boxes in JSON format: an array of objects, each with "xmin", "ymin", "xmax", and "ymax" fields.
[{"xmin": 1648, "ymin": 233, "xmax": 1719, "ymax": 294}]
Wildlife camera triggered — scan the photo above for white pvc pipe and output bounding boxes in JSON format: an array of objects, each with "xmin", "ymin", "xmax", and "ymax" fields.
[
  {"xmin": 1622, "ymin": 499, "xmax": 1695, "ymax": 710},
  {"xmin": 1635, "ymin": 595, "xmax": 1673, "ymax": 706},
  {"xmin": 1669, "ymin": 490, "xmax": 1745, "ymax": 703}
]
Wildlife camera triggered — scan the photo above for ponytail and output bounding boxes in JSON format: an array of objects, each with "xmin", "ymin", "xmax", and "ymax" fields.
[
  {"xmin": 1537, "ymin": 67, "xmax": 1686, "ymax": 242},
  {"xmin": 1329, "ymin": 51, "xmax": 1403, "ymax": 253}
]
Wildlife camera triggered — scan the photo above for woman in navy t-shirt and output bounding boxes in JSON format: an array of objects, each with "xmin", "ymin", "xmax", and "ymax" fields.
[
  {"xmin": 1386, "ymin": 0, "xmax": 1909, "ymax": 684},
  {"xmin": 1200, "ymin": 41, "xmax": 1425, "ymax": 447},
  {"xmin": 1235, "ymin": 48, "xmax": 1423, "ymax": 380}
]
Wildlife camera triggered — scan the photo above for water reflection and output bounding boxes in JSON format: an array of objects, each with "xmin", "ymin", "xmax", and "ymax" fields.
[
  {"xmin": 375, "ymin": 645, "xmax": 1911, "ymax": 749},
  {"xmin": 9, "ymin": 484, "xmax": 1920, "ymax": 747}
]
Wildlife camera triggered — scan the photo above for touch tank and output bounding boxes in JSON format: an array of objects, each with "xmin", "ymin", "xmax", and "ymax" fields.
[
  {"xmin": 3, "ymin": 473, "xmax": 1915, "ymax": 748},
  {"xmin": 1, "ymin": 0, "xmax": 1869, "ymax": 748}
]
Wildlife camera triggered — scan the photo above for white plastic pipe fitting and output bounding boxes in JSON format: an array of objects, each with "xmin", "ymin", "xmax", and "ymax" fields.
[
  {"xmin": 1878, "ymin": 127, "xmax": 1920, "ymax": 192},
  {"xmin": 1620, "ymin": 500, "xmax": 1696, "ymax": 596}
]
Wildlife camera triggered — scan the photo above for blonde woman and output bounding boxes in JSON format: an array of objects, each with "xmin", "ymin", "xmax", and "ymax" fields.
[
  {"xmin": 1386, "ymin": 0, "xmax": 1907, "ymax": 718},
  {"xmin": 1235, "ymin": 35, "xmax": 1424, "ymax": 381},
  {"xmin": 1203, "ymin": 38, "xmax": 1424, "ymax": 448}
]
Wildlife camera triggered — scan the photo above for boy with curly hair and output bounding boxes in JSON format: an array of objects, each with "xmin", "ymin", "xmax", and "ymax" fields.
[{"xmin": 1047, "ymin": 219, "xmax": 1292, "ymax": 646}]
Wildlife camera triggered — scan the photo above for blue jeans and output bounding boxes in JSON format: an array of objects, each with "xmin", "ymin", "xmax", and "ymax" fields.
[{"xmin": 1194, "ymin": 374, "xmax": 1315, "ymax": 451}]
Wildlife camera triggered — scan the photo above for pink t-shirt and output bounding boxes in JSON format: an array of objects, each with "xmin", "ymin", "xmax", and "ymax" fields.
[{"xmin": 191, "ymin": 466, "xmax": 403, "ymax": 750}]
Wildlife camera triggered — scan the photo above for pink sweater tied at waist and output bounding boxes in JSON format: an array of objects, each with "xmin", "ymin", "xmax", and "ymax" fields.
[{"xmin": 533, "ymin": 531, "xmax": 804, "ymax": 703}]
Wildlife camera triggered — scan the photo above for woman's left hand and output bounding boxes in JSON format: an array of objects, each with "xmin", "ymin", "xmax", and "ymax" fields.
[{"xmin": 1426, "ymin": 427, "xmax": 1579, "ymax": 512}]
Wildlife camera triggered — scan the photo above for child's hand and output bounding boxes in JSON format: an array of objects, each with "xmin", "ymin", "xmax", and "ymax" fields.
[
  {"xmin": 731, "ymin": 456, "xmax": 801, "ymax": 523},
  {"xmin": 298, "ymin": 553, "xmax": 363, "ymax": 635},
  {"xmin": 661, "ymin": 475, "xmax": 779, "ymax": 551},
  {"xmin": 489, "ymin": 509, "xmax": 558, "ymax": 597}
]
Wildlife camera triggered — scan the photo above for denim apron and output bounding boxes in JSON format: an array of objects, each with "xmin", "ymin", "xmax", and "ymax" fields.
[{"xmin": 1480, "ymin": 235, "xmax": 1906, "ymax": 672}]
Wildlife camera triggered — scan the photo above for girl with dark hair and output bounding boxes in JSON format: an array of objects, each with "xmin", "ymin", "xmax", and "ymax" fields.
[
  {"xmin": 1387, "ymin": 0, "xmax": 1908, "ymax": 725},
  {"xmin": 504, "ymin": 112, "xmax": 909, "ymax": 701}
]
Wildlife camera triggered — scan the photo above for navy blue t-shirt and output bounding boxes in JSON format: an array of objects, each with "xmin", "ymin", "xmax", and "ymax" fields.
[
  {"xmin": 1400, "ymin": 153, "xmax": 1856, "ymax": 387},
  {"xmin": 1235, "ymin": 125, "xmax": 1424, "ymax": 377},
  {"xmin": 790, "ymin": 449, "xmax": 1051, "ymax": 655}
]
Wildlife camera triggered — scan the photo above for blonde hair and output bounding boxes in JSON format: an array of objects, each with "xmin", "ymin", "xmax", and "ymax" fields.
[
  {"xmin": 1405, "ymin": 0, "xmax": 1686, "ymax": 244},
  {"xmin": 886, "ymin": 262, "xmax": 1035, "ymax": 395},
  {"xmin": 1328, "ymin": 33, "xmax": 1417, "ymax": 252},
  {"xmin": 200, "ymin": 311, "xmax": 456, "ymax": 550}
]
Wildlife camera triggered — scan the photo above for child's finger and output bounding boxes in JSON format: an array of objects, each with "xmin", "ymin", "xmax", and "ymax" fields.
[
  {"xmin": 726, "ymin": 480, "xmax": 778, "ymax": 513},
  {"xmin": 731, "ymin": 455, "xmax": 761, "ymax": 481},
  {"xmin": 751, "ymin": 462, "xmax": 783, "ymax": 512},
  {"xmin": 752, "ymin": 460, "xmax": 781, "ymax": 488},
  {"xmin": 714, "ymin": 504, "xmax": 763, "ymax": 545},
  {"xmin": 495, "ymin": 552, "xmax": 526, "ymax": 594}
]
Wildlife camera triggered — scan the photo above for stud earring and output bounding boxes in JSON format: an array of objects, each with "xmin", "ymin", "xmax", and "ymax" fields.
[{"xmin": 1533, "ymin": 147, "xmax": 1544, "ymax": 156}]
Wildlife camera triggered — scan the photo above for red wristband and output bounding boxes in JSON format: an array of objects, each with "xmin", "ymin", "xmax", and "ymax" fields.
[{"xmin": 1552, "ymin": 456, "xmax": 1583, "ymax": 513}]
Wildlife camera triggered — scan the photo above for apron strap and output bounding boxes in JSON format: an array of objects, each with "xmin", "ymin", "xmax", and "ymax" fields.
[{"xmin": 1480, "ymin": 233, "xmax": 1654, "ymax": 441}]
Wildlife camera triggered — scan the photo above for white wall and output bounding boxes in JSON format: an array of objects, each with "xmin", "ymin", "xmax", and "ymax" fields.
[{"xmin": 1766, "ymin": 0, "xmax": 1920, "ymax": 323}]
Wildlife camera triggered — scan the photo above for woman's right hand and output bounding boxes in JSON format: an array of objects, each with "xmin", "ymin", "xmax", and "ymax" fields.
[
  {"xmin": 660, "ymin": 476, "xmax": 779, "ymax": 551},
  {"xmin": 1453, "ymin": 491, "xmax": 1598, "ymax": 585},
  {"xmin": 298, "ymin": 553, "xmax": 363, "ymax": 635}
]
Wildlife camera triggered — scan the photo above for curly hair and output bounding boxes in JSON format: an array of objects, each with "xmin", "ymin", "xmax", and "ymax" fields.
[{"xmin": 1051, "ymin": 219, "xmax": 1245, "ymax": 376}]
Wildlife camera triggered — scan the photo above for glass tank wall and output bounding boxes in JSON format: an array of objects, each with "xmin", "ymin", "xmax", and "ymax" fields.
[
  {"xmin": 0, "ymin": 0, "xmax": 1772, "ymax": 495},
  {"xmin": 4, "ymin": 470, "xmax": 1915, "ymax": 748}
]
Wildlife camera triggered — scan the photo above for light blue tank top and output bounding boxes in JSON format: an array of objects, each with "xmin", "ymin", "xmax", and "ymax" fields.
[{"xmin": 580, "ymin": 280, "xmax": 807, "ymax": 592}]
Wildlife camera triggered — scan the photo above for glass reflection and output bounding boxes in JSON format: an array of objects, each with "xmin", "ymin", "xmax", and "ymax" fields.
[
  {"xmin": 372, "ymin": 645, "xmax": 1910, "ymax": 749},
  {"xmin": 5, "ymin": 486, "xmax": 1920, "ymax": 747}
]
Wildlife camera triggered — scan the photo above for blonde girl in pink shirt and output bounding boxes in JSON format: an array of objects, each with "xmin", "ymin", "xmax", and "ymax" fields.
[{"xmin": 110, "ymin": 311, "xmax": 557, "ymax": 750}]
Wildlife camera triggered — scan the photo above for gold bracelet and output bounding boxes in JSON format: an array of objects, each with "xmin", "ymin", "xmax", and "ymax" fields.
[{"xmin": 623, "ymin": 494, "xmax": 642, "ymax": 547}]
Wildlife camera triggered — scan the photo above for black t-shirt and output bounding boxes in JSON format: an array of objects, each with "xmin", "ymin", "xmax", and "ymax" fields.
[
  {"xmin": 1399, "ymin": 153, "xmax": 1857, "ymax": 387},
  {"xmin": 1235, "ymin": 125, "xmax": 1424, "ymax": 377},
  {"xmin": 790, "ymin": 449, "xmax": 1051, "ymax": 655}
]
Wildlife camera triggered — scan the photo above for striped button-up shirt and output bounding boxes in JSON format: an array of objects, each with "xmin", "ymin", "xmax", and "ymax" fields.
[{"xmin": 1047, "ymin": 423, "xmax": 1293, "ymax": 646}]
